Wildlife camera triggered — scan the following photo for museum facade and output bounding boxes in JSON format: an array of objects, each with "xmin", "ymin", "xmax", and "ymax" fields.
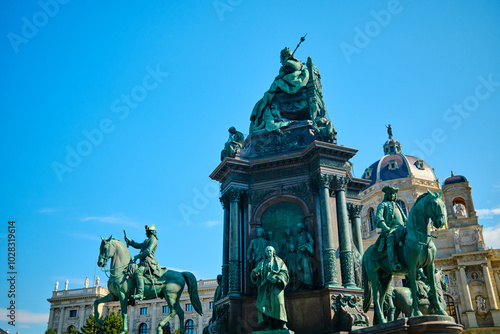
[{"xmin": 46, "ymin": 278, "xmax": 216, "ymax": 334}]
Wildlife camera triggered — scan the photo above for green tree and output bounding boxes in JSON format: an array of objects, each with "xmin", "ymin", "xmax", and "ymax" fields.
[
  {"xmin": 102, "ymin": 311, "xmax": 125, "ymax": 334},
  {"xmin": 81, "ymin": 313, "xmax": 101, "ymax": 334},
  {"xmin": 66, "ymin": 325, "xmax": 79, "ymax": 334},
  {"xmin": 45, "ymin": 330, "xmax": 57, "ymax": 334}
]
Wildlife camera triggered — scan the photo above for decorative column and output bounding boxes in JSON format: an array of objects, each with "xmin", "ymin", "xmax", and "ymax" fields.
[
  {"xmin": 333, "ymin": 175, "xmax": 357, "ymax": 288},
  {"xmin": 495, "ymin": 270, "xmax": 500, "ymax": 300},
  {"xmin": 317, "ymin": 174, "xmax": 339, "ymax": 287},
  {"xmin": 58, "ymin": 307, "xmax": 65, "ymax": 334},
  {"xmin": 482, "ymin": 264, "xmax": 499, "ymax": 309},
  {"xmin": 482, "ymin": 264, "xmax": 500, "ymax": 326},
  {"xmin": 220, "ymin": 194, "xmax": 230, "ymax": 297},
  {"xmin": 151, "ymin": 302, "xmax": 157, "ymax": 331},
  {"xmin": 78, "ymin": 305, "xmax": 86, "ymax": 330},
  {"xmin": 128, "ymin": 305, "xmax": 135, "ymax": 333},
  {"xmin": 47, "ymin": 307, "xmax": 55, "ymax": 331},
  {"xmin": 459, "ymin": 266, "xmax": 478, "ymax": 327},
  {"xmin": 347, "ymin": 203, "xmax": 364, "ymax": 254},
  {"xmin": 228, "ymin": 188, "xmax": 244, "ymax": 296}
]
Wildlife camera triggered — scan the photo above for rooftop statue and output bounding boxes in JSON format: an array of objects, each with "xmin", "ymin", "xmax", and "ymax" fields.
[
  {"xmin": 95, "ymin": 235, "xmax": 203, "ymax": 334},
  {"xmin": 220, "ymin": 126, "xmax": 244, "ymax": 160},
  {"xmin": 386, "ymin": 124, "xmax": 393, "ymax": 139},
  {"xmin": 362, "ymin": 190, "xmax": 448, "ymax": 325},
  {"xmin": 251, "ymin": 246, "xmax": 289, "ymax": 331}
]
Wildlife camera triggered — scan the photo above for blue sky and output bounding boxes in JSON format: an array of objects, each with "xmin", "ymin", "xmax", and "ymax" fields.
[{"xmin": 1, "ymin": 1, "xmax": 500, "ymax": 332}]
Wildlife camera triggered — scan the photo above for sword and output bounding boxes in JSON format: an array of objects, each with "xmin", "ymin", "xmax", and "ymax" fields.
[
  {"xmin": 147, "ymin": 265, "xmax": 159, "ymax": 299},
  {"xmin": 123, "ymin": 230, "xmax": 129, "ymax": 248}
]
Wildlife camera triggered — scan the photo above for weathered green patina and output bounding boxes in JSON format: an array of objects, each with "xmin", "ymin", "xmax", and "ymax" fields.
[
  {"xmin": 388, "ymin": 268, "xmax": 448, "ymax": 319},
  {"xmin": 375, "ymin": 186, "xmax": 407, "ymax": 273},
  {"xmin": 250, "ymin": 47, "xmax": 308, "ymax": 133},
  {"xmin": 95, "ymin": 237, "xmax": 203, "ymax": 334},
  {"xmin": 124, "ymin": 225, "xmax": 161, "ymax": 300},
  {"xmin": 251, "ymin": 246, "xmax": 289, "ymax": 331},
  {"xmin": 362, "ymin": 190, "xmax": 448, "ymax": 325},
  {"xmin": 220, "ymin": 126, "xmax": 244, "ymax": 160}
]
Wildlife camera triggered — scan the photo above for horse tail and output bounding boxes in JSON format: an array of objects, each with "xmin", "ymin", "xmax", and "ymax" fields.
[
  {"xmin": 362, "ymin": 256, "xmax": 372, "ymax": 313},
  {"xmin": 182, "ymin": 272, "xmax": 203, "ymax": 316}
]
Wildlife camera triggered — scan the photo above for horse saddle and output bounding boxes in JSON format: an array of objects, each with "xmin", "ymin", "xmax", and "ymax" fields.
[{"xmin": 125, "ymin": 263, "xmax": 168, "ymax": 285}]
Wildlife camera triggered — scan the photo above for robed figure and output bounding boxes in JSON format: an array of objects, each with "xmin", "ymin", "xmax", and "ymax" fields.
[
  {"xmin": 296, "ymin": 223, "xmax": 314, "ymax": 289},
  {"xmin": 247, "ymin": 227, "xmax": 269, "ymax": 270},
  {"xmin": 251, "ymin": 246, "xmax": 289, "ymax": 330}
]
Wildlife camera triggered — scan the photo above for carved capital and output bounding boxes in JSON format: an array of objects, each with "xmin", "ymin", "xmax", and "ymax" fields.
[
  {"xmin": 317, "ymin": 174, "xmax": 333, "ymax": 189},
  {"xmin": 332, "ymin": 175, "xmax": 349, "ymax": 192},
  {"xmin": 227, "ymin": 188, "xmax": 245, "ymax": 203},
  {"xmin": 219, "ymin": 194, "xmax": 229, "ymax": 209},
  {"xmin": 347, "ymin": 203, "xmax": 363, "ymax": 219}
]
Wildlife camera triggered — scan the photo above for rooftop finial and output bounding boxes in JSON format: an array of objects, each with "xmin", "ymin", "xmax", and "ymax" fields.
[{"xmin": 386, "ymin": 124, "xmax": 393, "ymax": 139}]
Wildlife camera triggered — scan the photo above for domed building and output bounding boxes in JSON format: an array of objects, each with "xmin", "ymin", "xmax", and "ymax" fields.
[{"xmin": 359, "ymin": 127, "xmax": 500, "ymax": 332}]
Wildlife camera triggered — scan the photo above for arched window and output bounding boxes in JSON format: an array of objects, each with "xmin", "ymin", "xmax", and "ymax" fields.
[
  {"xmin": 139, "ymin": 323, "xmax": 148, "ymax": 334},
  {"xmin": 444, "ymin": 294, "xmax": 460, "ymax": 324},
  {"xmin": 66, "ymin": 325, "xmax": 77, "ymax": 334},
  {"xmin": 452, "ymin": 197, "xmax": 467, "ymax": 218},
  {"xmin": 396, "ymin": 200, "xmax": 407, "ymax": 216},
  {"xmin": 185, "ymin": 319, "xmax": 195, "ymax": 334},
  {"xmin": 368, "ymin": 208, "xmax": 376, "ymax": 231},
  {"xmin": 162, "ymin": 322, "xmax": 171, "ymax": 334}
]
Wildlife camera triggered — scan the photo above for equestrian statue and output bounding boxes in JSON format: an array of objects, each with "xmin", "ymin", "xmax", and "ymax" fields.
[
  {"xmin": 94, "ymin": 225, "xmax": 203, "ymax": 334},
  {"xmin": 362, "ymin": 187, "xmax": 448, "ymax": 325}
]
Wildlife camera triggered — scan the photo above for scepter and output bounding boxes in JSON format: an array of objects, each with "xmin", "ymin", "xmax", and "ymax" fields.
[{"xmin": 284, "ymin": 33, "xmax": 307, "ymax": 62}]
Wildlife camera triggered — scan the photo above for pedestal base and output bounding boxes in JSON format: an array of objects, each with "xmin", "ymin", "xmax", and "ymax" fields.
[
  {"xmin": 351, "ymin": 316, "xmax": 463, "ymax": 334},
  {"xmin": 253, "ymin": 330, "xmax": 294, "ymax": 334}
]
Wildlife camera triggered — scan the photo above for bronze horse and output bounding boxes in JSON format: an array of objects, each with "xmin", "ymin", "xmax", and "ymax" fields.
[
  {"xmin": 95, "ymin": 237, "xmax": 203, "ymax": 334},
  {"xmin": 362, "ymin": 191, "xmax": 448, "ymax": 324}
]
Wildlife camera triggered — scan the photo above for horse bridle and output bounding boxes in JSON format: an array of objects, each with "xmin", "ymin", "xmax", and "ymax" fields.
[{"xmin": 99, "ymin": 239, "xmax": 128, "ymax": 279}]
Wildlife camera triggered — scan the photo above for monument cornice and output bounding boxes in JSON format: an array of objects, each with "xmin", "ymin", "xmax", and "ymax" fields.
[{"xmin": 210, "ymin": 141, "xmax": 359, "ymax": 183}]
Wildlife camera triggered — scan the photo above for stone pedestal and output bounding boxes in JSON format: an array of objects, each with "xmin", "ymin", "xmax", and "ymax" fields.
[
  {"xmin": 215, "ymin": 287, "xmax": 364, "ymax": 334},
  {"xmin": 351, "ymin": 316, "xmax": 463, "ymax": 334}
]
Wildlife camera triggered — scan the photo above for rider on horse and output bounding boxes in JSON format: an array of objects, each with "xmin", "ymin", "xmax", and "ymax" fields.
[
  {"xmin": 125, "ymin": 224, "xmax": 161, "ymax": 300},
  {"xmin": 375, "ymin": 186, "xmax": 407, "ymax": 272}
]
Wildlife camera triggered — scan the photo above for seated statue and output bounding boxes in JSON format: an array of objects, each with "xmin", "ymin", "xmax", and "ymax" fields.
[
  {"xmin": 220, "ymin": 126, "xmax": 244, "ymax": 160},
  {"xmin": 250, "ymin": 47, "xmax": 309, "ymax": 133},
  {"xmin": 312, "ymin": 115, "xmax": 337, "ymax": 143}
]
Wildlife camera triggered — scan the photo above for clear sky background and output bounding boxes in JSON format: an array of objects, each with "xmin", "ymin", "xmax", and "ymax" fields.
[{"xmin": 1, "ymin": 1, "xmax": 500, "ymax": 332}]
